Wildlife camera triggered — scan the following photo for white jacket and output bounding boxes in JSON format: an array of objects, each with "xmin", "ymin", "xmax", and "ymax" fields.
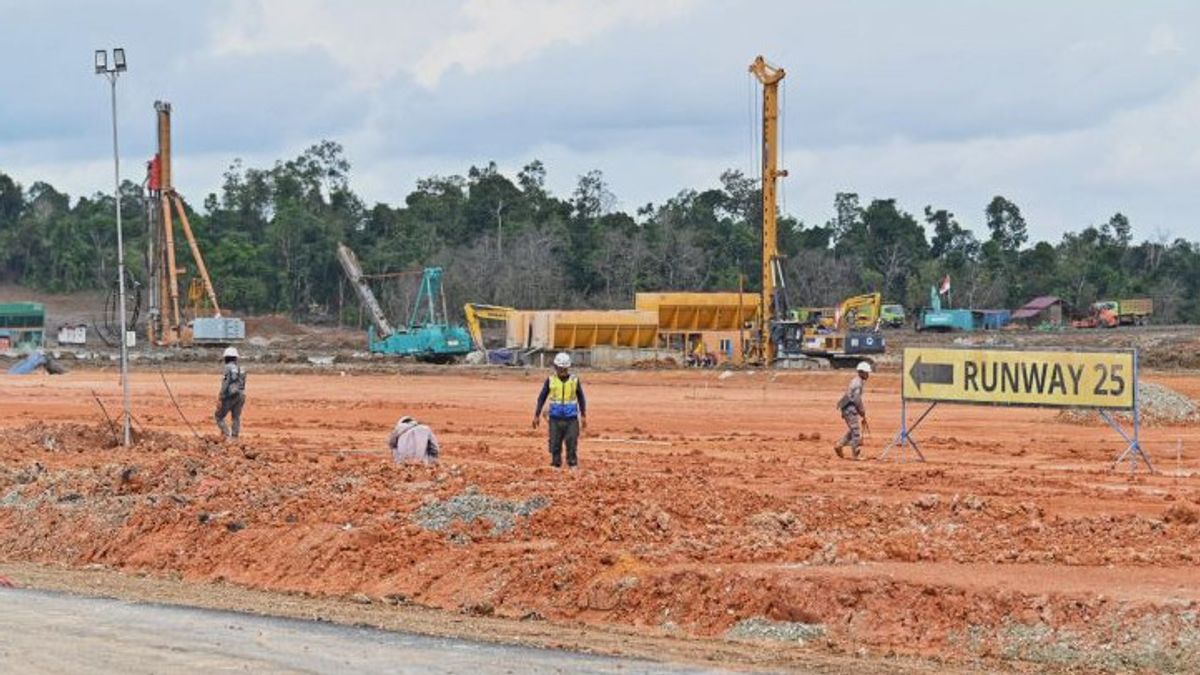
[{"xmin": 387, "ymin": 420, "xmax": 439, "ymax": 464}]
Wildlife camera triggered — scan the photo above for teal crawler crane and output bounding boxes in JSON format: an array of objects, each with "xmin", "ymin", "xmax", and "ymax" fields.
[{"xmin": 336, "ymin": 242, "xmax": 471, "ymax": 362}]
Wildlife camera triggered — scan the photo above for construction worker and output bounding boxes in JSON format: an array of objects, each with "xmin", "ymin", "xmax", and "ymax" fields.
[
  {"xmin": 214, "ymin": 346, "xmax": 246, "ymax": 439},
  {"xmin": 388, "ymin": 416, "xmax": 440, "ymax": 465},
  {"xmin": 833, "ymin": 361, "xmax": 871, "ymax": 459},
  {"xmin": 532, "ymin": 352, "xmax": 587, "ymax": 470}
]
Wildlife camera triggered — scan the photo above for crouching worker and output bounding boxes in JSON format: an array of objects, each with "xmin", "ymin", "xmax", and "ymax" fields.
[
  {"xmin": 388, "ymin": 416, "xmax": 440, "ymax": 465},
  {"xmin": 214, "ymin": 347, "xmax": 246, "ymax": 439},
  {"xmin": 532, "ymin": 352, "xmax": 587, "ymax": 470}
]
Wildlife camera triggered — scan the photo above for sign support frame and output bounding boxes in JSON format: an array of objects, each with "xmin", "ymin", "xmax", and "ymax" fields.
[
  {"xmin": 878, "ymin": 398, "xmax": 935, "ymax": 462},
  {"xmin": 1101, "ymin": 351, "xmax": 1154, "ymax": 473},
  {"xmin": 883, "ymin": 346, "xmax": 1154, "ymax": 473}
]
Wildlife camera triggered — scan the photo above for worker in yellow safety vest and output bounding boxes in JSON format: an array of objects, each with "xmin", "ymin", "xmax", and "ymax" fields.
[{"xmin": 532, "ymin": 352, "xmax": 588, "ymax": 470}]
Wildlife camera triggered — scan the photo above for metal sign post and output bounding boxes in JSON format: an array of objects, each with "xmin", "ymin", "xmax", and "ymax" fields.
[{"xmin": 882, "ymin": 347, "xmax": 1152, "ymax": 472}]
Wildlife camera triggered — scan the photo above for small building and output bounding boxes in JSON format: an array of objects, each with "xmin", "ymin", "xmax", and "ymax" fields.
[
  {"xmin": 1012, "ymin": 296, "xmax": 1063, "ymax": 327},
  {"xmin": 0, "ymin": 302, "xmax": 46, "ymax": 350},
  {"xmin": 57, "ymin": 324, "xmax": 88, "ymax": 346},
  {"xmin": 977, "ymin": 310, "xmax": 1012, "ymax": 330}
]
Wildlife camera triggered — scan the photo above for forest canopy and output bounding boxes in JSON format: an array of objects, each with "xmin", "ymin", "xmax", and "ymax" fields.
[{"xmin": 1, "ymin": 141, "xmax": 1197, "ymax": 323}]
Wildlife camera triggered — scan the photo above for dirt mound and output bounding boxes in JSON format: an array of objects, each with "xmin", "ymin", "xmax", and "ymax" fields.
[
  {"xmin": 5, "ymin": 368, "xmax": 1200, "ymax": 670},
  {"xmin": 243, "ymin": 314, "xmax": 310, "ymax": 337},
  {"xmin": 1058, "ymin": 381, "xmax": 1199, "ymax": 426}
]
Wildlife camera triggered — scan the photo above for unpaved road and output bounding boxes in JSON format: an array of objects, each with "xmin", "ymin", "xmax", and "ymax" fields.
[{"xmin": 0, "ymin": 588, "xmax": 721, "ymax": 674}]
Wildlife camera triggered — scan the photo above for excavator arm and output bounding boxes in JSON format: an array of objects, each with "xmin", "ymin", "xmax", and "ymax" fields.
[
  {"xmin": 463, "ymin": 303, "xmax": 515, "ymax": 351},
  {"xmin": 336, "ymin": 242, "xmax": 395, "ymax": 337},
  {"xmin": 837, "ymin": 293, "xmax": 883, "ymax": 330}
]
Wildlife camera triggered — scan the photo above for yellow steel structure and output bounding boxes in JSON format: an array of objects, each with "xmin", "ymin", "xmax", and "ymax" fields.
[
  {"xmin": 634, "ymin": 293, "xmax": 758, "ymax": 332},
  {"xmin": 507, "ymin": 310, "xmax": 658, "ymax": 350},
  {"xmin": 463, "ymin": 303, "xmax": 515, "ymax": 351},
  {"xmin": 749, "ymin": 55, "xmax": 787, "ymax": 363}
]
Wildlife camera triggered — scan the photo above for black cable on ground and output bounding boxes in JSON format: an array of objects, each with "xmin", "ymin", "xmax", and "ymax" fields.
[
  {"xmin": 158, "ymin": 367, "xmax": 203, "ymax": 440},
  {"xmin": 90, "ymin": 389, "xmax": 119, "ymax": 441}
]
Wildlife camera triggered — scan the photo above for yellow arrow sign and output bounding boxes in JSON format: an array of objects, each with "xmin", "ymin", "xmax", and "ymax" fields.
[{"xmin": 902, "ymin": 347, "xmax": 1135, "ymax": 409}]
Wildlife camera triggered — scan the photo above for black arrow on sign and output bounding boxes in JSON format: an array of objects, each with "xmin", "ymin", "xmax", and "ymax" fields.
[{"xmin": 909, "ymin": 356, "xmax": 954, "ymax": 391}]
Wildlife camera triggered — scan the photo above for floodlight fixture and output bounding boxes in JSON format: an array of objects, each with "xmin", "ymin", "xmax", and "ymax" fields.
[
  {"xmin": 113, "ymin": 48, "xmax": 126, "ymax": 72},
  {"xmin": 94, "ymin": 49, "xmax": 107, "ymax": 74}
]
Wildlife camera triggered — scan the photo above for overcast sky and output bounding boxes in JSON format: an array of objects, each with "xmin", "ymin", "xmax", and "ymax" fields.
[{"xmin": 1, "ymin": 0, "xmax": 1198, "ymax": 243}]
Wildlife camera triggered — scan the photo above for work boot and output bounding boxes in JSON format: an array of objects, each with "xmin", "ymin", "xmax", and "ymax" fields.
[
  {"xmin": 833, "ymin": 443, "xmax": 844, "ymax": 459},
  {"xmin": 851, "ymin": 446, "xmax": 862, "ymax": 460}
]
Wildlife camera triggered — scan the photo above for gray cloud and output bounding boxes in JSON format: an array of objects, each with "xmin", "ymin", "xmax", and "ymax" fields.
[{"xmin": 1, "ymin": 0, "xmax": 1198, "ymax": 242}]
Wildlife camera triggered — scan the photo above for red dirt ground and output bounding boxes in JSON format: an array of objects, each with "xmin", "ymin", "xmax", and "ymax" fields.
[{"xmin": 3, "ymin": 365, "xmax": 1200, "ymax": 670}]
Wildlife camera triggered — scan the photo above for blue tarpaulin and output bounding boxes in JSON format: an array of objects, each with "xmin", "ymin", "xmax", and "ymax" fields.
[{"xmin": 7, "ymin": 351, "xmax": 45, "ymax": 375}]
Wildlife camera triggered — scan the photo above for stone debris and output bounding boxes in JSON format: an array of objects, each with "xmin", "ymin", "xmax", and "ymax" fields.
[
  {"xmin": 725, "ymin": 617, "xmax": 827, "ymax": 643},
  {"xmin": 1058, "ymin": 381, "xmax": 1199, "ymax": 426},
  {"xmin": 413, "ymin": 486, "xmax": 549, "ymax": 535}
]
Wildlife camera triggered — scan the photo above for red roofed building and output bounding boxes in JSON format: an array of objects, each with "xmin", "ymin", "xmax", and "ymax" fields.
[{"xmin": 1011, "ymin": 296, "xmax": 1063, "ymax": 327}]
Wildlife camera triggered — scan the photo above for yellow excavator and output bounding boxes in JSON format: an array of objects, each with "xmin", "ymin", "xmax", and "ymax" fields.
[
  {"xmin": 463, "ymin": 303, "xmax": 515, "ymax": 351},
  {"xmin": 831, "ymin": 293, "xmax": 883, "ymax": 330}
]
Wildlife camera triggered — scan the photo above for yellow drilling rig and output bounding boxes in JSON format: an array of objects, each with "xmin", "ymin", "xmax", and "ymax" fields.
[
  {"xmin": 748, "ymin": 55, "xmax": 884, "ymax": 367},
  {"xmin": 144, "ymin": 101, "xmax": 243, "ymax": 346}
]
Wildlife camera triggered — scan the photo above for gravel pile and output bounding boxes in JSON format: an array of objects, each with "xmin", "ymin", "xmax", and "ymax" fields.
[
  {"xmin": 1058, "ymin": 382, "xmax": 1199, "ymax": 426},
  {"xmin": 725, "ymin": 617, "xmax": 826, "ymax": 643},
  {"xmin": 413, "ymin": 486, "xmax": 550, "ymax": 535}
]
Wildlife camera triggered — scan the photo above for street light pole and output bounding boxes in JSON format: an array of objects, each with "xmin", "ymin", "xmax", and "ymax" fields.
[{"xmin": 97, "ymin": 48, "xmax": 132, "ymax": 447}]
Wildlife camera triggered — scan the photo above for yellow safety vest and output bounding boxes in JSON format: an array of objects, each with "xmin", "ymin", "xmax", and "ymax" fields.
[{"xmin": 547, "ymin": 375, "xmax": 579, "ymax": 418}]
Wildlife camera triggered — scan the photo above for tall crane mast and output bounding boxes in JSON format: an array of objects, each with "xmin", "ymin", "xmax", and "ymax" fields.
[
  {"xmin": 749, "ymin": 55, "xmax": 787, "ymax": 364},
  {"xmin": 145, "ymin": 101, "xmax": 224, "ymax": 345}
]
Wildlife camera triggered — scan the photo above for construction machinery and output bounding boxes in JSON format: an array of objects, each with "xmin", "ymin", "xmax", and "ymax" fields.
[
  {"xmin": 463, "ymin": 303, "xmax": 515, "ymax": 351},
  {"xmin": 880, "ymin": 303, "xmax": 906, "ymax": 328},
  {"xmin": 917, "ymin": 285, "xmax": 974, "ymax": 332},
  {"xmin": 749, "ymin": 55, "xmax": 884, "ymax": 367},
  {"xmin": 771, "ymin": 283, "xmax": 885, "ymax": 366},
  {"xmin": 336, "ymin": 242, "xmax": 471, "ymax": 361},
  {"xmin": 144, "ymin": 101, "xmax": 243, "ymax": 346},
  {"xmin": 1072, "ymin": 299, "xmax": 1153, "ymax": 329},
  {"xmin": 749, "ymin": 55, "xmax": 787, "ymax": 364}
]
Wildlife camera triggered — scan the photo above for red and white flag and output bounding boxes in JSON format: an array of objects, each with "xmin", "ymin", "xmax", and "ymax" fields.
[{"xmin": 938, "ymin": 274, "xmax": 951, "ymax": 295}]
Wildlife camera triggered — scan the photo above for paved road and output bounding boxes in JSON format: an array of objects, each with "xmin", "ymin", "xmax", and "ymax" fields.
[{"xmin": 0, "ymin": 589, "xmax": 728, "ymax": 674}]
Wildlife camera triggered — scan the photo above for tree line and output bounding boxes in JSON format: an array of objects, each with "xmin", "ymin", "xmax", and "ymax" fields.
[{"xmin": 1, "ymin": 141, "xmax": 1198, "ymax": 324}]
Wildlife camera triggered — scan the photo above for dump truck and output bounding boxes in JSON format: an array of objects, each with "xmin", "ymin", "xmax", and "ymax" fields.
[
  {"xmin": 1073, "ymin": 299, "xmax": 1153, "ymax": 329},
  {"xmin": 1109, "ymin": 298, "xmax": 1153, "ymax": 325},
  {"xmin": 880, "ymin": 304, "xmax": 906, "ymax": 329}
]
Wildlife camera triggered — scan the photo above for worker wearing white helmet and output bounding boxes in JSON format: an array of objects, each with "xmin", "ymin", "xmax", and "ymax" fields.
[
  {"xmin": 214, "ymin": 346, "xmax": 247, "ymax": 439},
  {"xmin": 532, "ymin": 352, "xmax": 587, "ymax": 470},
  {"xmin": 833, "ymin": 361, "xmax": 872, "ymax": 459}
]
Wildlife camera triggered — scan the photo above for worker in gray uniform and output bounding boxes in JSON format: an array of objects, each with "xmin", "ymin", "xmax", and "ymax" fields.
[
  {"xmin": 833, "ymin": 361, "xmax": 871, "ymax": 459},
  {"xmin": 214, "ymin": 346, "xmax": 247, "ymax": 439}
]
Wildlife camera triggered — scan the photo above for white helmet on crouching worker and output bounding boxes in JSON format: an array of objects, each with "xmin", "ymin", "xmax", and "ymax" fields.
[
  {"xmin": 223, "ymin": 347, "xmax": 239, "ymax": 360},
  {"xmin": 856, "ymin": 361, "xmax": 872, "ymax": 374},
  {"xmin": 553, "ymin": 352, "xmax": 571, "ymax": 369}
]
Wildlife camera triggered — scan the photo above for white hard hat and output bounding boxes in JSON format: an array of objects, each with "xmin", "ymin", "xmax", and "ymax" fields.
[
  {"xmin": 223, "ymin": 346, "xmax": 239, "ymax": 359},
  {"xmin": 856, "ymin": 361, "xmax": 873, "ymax": 373},
  {"xmin": 553, "ymin": 352, "xmax": 571, "ymax": 368}
]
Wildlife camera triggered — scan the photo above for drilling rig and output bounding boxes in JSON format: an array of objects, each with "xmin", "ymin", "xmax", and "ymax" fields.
[
  {"xmin": 144, "ymin": 101, "xmax": 243, "ymax": 346},
  {"xmin": 748, "ymin": 56, "xmax": 884, "ymax": 367}
]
